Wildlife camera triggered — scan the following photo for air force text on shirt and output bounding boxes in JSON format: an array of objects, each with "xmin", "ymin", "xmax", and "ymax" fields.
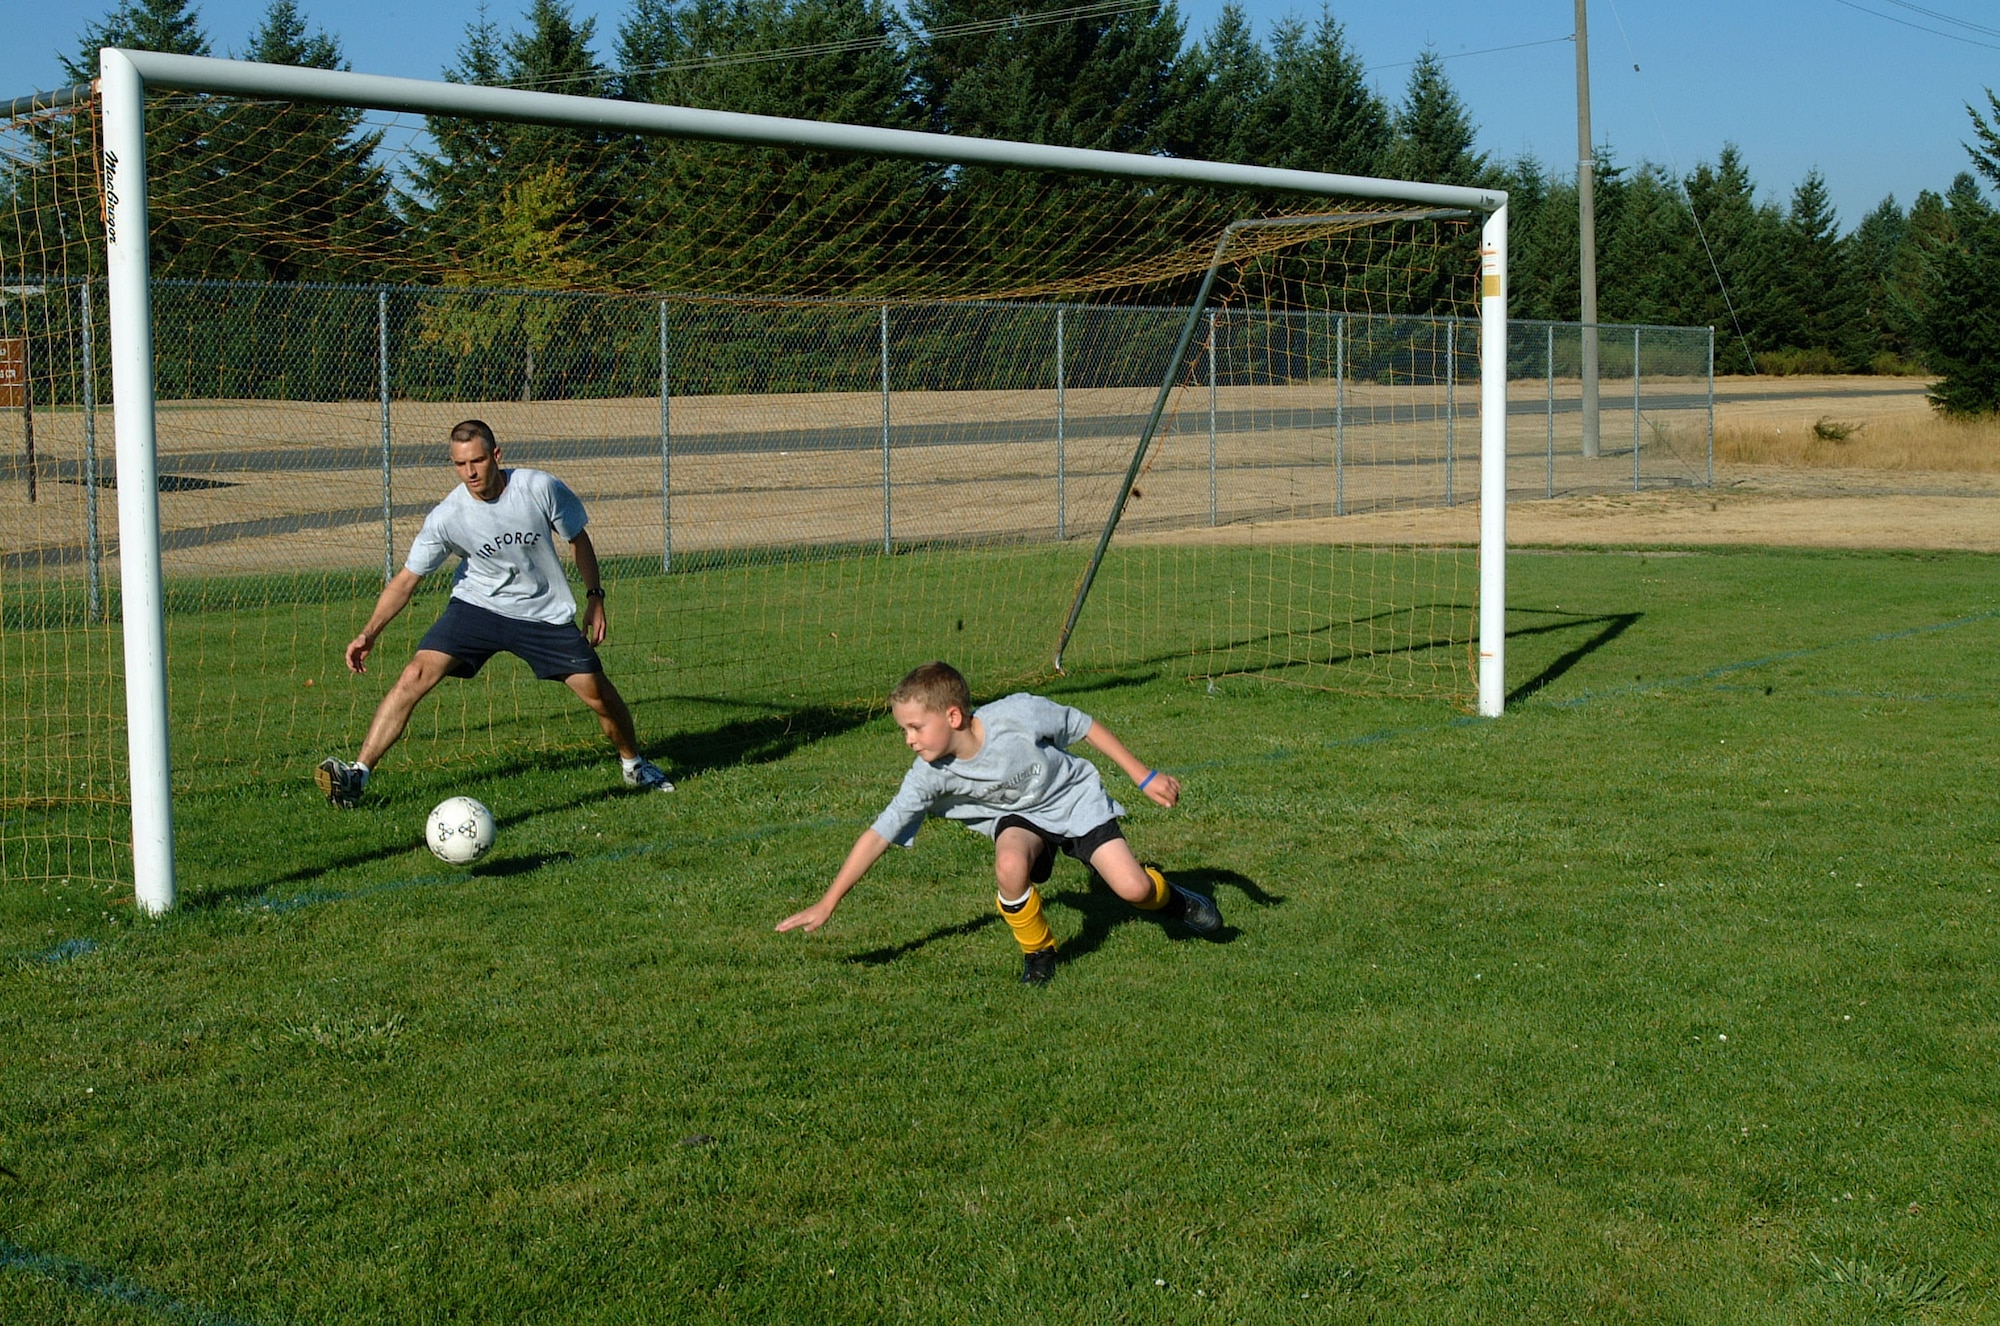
[{"xmin": 476, "ymin": 530, "xmax": 543, "ymax": 558}]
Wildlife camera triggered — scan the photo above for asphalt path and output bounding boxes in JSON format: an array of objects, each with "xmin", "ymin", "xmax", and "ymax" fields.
[{"xmin": 21, "ymin": 381, "xmax": 1912, "ymax": 485}]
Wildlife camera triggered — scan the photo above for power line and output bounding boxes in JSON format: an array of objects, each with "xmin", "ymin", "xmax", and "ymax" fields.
[
  {"xmin": 1825, "ymin": 0, "xmax": 2000, "ymax": 50},
  {"xmin": 1365, "ymin": 34, "xmax": 1574, "ymax": 76}
]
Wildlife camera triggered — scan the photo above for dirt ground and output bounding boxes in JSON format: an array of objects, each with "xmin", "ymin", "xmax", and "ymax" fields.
[
  {"xmin": 1146, "ymin": 376, "xmax": 2000, "ymax": 553},
  {"xmin": 5, "ymin": 375, "xmax": 1995, "ymax": 567}
]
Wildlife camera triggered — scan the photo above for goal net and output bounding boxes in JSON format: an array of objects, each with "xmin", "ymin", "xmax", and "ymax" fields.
[{"xmin": 2, "ymin": 52, "xmax": 1505, "ymax": 909}]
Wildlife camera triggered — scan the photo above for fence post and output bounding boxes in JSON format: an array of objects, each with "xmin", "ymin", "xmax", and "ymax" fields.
[
  {"xmin": 1055, "ymin": 306, "xmax": 1066, "ymax": 540},
  {"xmin": 378, "ymin": 290, "xmax": 393, "ymax": 583},
  {"xmin": 660, "ymin": 299, "xmax": 672, "ymax": 573},
  {"xmin": 1545, "ymin": 322, "xmax": 1555, "ymax": 499},
  {"xmin": 1335, "ymin": 313, "xmax": 1345, "ymax": 517},
  {"xmin": 1444, "ymin": 319, "xmax": 1456, "ymax": 508},
  {"xmin": 1207, "ymin": 309, "xmax": 1218, "ymax": 527},
  {"xmin": 81, "ymin": 282, "xmax": 103, "ymax": 624},
  {"xmin": 880, "ymin": 304, "xmax": 892, "ymax": 554},
  {"xmin": 1632, "ymin": 325, "xmax": 1642, "ymax": 492},
  {"xmin": 1706, "ymin": 326, "xmax": 1716, "ymax": 488}
]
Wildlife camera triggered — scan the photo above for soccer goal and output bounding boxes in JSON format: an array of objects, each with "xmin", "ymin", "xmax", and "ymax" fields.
[{"xmin": 5, "ymin": 50, "xmax": 1506, "ymax": 912}]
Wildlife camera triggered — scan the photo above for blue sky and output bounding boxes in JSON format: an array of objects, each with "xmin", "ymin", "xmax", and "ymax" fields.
[{"xmin": 5, "ymin": 0, "xmax": 1996, "ymax": 230}]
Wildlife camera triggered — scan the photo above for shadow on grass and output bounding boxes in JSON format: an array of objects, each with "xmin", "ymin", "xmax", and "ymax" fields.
[
  {"xmin": 1506, "ymin": 610, "xmax": 1641, "ymax": 704},
  {"xmin": 844, "ymin": 913, "xmax": 1001, "ymax": 966},
  {"xmin": 843, "ymin": 865, "xmax": 1277, "ymax": 973},
  {"xmin": 1048, "ymin": 865, "xmax": 1274, "ymax": 966},
  {"xmin": 182, "ymin": 698, "xmax": 880, "ymax": 909}
]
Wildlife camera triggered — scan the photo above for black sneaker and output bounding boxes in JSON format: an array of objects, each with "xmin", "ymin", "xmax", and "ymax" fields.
[
  {"xmin": 315, "ymin": 758, "xmax": 365, "ymax": 809},
  {"xmin": 1021, "ymin": 948, "xmax": 1058, "ymax": 985},
  {"xmin": 1167, "ymin": 881, "xmax": 1222, "ymax": 937}
]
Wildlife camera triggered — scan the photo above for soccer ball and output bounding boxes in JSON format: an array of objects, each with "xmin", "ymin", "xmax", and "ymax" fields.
[{"xmin": 426, "ymin": 796, "xmax": 496, "ymax": 865}]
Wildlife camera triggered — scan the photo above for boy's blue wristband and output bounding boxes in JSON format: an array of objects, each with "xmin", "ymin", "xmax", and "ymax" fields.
[{"xmin": 1139, "ymin": 769, "xmax": 1158, "ymax": 790}]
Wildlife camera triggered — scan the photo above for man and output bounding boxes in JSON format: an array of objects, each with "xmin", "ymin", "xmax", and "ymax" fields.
[{"xmin": 315, "ymin": 419, "xmax": 673, "ymax": 808}]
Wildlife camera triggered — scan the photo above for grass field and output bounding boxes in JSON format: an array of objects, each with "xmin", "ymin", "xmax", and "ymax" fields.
[{"xmin": 3, "ymin": 544, "xmax": 1998, "ymax": 1323}]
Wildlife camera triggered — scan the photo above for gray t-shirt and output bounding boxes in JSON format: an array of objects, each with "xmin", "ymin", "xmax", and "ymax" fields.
[
  {"xmin": 405, "ymin": 468, "xmax": 586, "ymax": 626},
  {"xmin": 871, "ymin": 692, "xmax": 1125, "ymax": 847}
]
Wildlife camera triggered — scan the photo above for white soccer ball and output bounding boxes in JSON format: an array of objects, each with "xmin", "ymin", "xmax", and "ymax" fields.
[{"xmin": 426, "ymin": 796, "xmax": 496, "ymax": 865}]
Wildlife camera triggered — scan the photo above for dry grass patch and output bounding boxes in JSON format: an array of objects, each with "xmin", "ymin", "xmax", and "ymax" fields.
[{"xmin": 1714, "ymin": 381, "xmax": 2000, "ymax": 472}]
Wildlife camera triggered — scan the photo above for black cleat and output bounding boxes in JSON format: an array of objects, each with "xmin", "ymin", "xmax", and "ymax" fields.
[
  {"xmin": 1150, "ymin": 865, "xmax": 1221, "ymax": 937},
  {"xmin": 315, "ymin": 758, "xmax": 365, "ymax": 809},
  {"xmin": 1021, "ymin": 948, "xmax": 1058, "ymax": 985}
]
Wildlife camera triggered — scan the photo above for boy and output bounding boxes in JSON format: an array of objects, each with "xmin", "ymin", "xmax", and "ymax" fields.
[{"xmin": 776, "ymin": 661, "xmax": 1221, "ymax": 983}]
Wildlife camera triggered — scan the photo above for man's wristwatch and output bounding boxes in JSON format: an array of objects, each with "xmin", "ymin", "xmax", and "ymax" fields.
[{"xmin": 585, "ymin": 588, "xmax": 605, "ymax": 599}]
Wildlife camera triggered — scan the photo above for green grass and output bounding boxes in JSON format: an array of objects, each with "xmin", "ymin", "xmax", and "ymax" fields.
[{"xmin": 4, "ymin": 546, "xmax": 1999, "ymax": 1323}]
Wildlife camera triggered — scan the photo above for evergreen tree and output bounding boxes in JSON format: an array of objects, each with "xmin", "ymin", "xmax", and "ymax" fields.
[
  {"xmin": 61, "ymin": 0, "xmax": 211, "ymax": 81},
  {"xmin": 406, "ymin": 0, "xmax": 622, "ymax": 280},
  {"xmin": 1771, "ymin": 169, "xmax": 1849, "ymax": 362},
  {"xmin": 1913, "ymin": 172, "xmax": 2000, "ymax": 415},
  {"xmin": 199, "ymin": 0, "xmax": 400, "ymax": 283},
  {"xmin": 1845, "ymin": 196, "xmax": 1910, "ymax": 367},
  {"xmin": 1257, "ymin": 8, "xmax": 1387, "ymax": 178},
  {"xmin": 1499, "ymin": 153, "xmax": 1577, "ymax": 324},
  {"xmin": 1384, "ymin": 49, "xmax": 1488, "ymax": 187},
  {"xmin": 1965, "ymin": 87, "xmax": 2000, "ymax": 192},
  {"xmin": 613, "ymin": 0, "xmax": 931, "ymax": 298},
  {"xmin": 1160, "ymin": 4, "xmax": 1272, "ymax": 164},
  {"xmin": 909, "ymin": 0, "xmax": 1184, "ymax": 152},
  {"xmin": 1679, "ymin": 145, "xmax": 1784, "ymax": 373}
]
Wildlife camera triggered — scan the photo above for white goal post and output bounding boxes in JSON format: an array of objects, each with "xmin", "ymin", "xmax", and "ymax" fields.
[{"xmin": 96, "ymin": 48, "xmax": 1509, "ymax": 915}]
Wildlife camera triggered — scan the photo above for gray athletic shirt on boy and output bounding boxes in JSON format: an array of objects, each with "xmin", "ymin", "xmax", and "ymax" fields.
[
  {"xmin": 872, "ymin": 692, "xmax": 1125, "ymax": 847},
  {"xmin": 405, "ymin": 468, "xmax": 586, "ymax": 626}
]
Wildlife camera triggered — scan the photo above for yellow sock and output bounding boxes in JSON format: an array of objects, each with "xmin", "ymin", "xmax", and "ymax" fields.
[
  {"xmin": 997, "ymin": 886, "xmax": 1055, "ymax": 954},
  {"xmin": 1131, "ymin": 865, "xmax": 1171, "ymax": 912}
]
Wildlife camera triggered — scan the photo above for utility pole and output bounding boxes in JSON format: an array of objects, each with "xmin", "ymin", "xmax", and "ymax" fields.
[{"xmin": 1576, "ymin": 0, "xmax": 1601, "ymax": 459}]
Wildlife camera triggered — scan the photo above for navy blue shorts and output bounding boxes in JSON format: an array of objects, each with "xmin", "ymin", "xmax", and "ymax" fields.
[
  {"xmin": 416, "ymin": 597, "xmax": 604, "ymax": 681},
  {"xmin": 993, "ymin": 814, "xmax": 1125, "ymax": 884}
]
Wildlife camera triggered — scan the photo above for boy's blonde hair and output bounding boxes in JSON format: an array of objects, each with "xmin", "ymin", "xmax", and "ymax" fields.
[{"xmin": 891, "ymin": 661, "xmax": 972, "ymax": 717}]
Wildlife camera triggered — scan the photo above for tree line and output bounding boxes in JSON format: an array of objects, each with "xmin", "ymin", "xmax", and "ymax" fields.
[{"xmin": 10, "ymin": 0, "xmax": 2000, "ymax": 411}]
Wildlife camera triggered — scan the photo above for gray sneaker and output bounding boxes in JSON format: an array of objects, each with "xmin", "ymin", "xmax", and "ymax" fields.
[
  {"xmin": 623, "ymin": 758, "xmax": 675, "ymax": 793},
  {"xmin": 315, "ymin": 758, "xmax": 365, "ymax": 809},
  {"xmin": 1167, "ymin": 881, "xmax": 1222, "ymax": 936}
]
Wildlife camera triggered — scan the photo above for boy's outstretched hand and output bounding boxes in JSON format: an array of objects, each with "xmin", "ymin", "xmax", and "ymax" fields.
[
  {"xmin": 1140, "ymin": 771, "xmax": 1180, "ymax": 808},
  {"xmin": 776, "ymin": 900, "xmax": 835, "ymax": 933}
]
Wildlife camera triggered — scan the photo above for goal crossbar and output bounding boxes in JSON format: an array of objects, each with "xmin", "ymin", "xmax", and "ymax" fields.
[{"xmin": 95, "ymin": 48, "xmax": 1510, "ymax": 914}]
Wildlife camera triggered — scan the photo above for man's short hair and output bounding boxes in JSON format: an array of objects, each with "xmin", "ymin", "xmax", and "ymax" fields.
[
  {"xmin": 450, "ymin": 419, "xmax": 497, "ymax": 451},
  {"xmin": 892, "ymin": 661, "xmax": 972, "ymax": 717}
]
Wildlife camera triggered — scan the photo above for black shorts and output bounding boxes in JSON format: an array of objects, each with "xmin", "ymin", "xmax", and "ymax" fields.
[
  {"xmin": 993, "ymin": 814, "xmax": 1125, "ymax": 884},
  {"xmin": 416, "ymin": 597, "xmax": 604, "ymax": 681}
]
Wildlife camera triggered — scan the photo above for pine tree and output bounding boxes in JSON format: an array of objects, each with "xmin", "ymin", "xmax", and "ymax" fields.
[
  {"xmin": 1776, "ymin": 174, "xmax": 1848, "ymax": 368},
  {"xmin": 1679, "ymin": 146, "xmax": 1784, "ymax": 373},
  {"xmin": 613, "ymin": 0, "xmax": 931, "ymax": 298},
  {"xmin": 200, "ymin": 0, "xmax": 399, "ymax": 283},
  {"xmin": 1384, "ymin": 49, "xmax": 1488, "ymax": 188},
  {"xmin": 1913, "ymin": 172, "xmax": 2000, "ymax": 415},
  {"xmin": 61, "ymin": 0, "xmax": 211, "ymax": 81},
  {"xmin": 1846, "ymin": 196, "xmax": 1911, "ymax": 369},
  {"xmin": 1160, "ymin": 4, "xmax": 1272, "ymax": 164},
  {"xmin": 406, "ymin": 0, "xmax": 621, "ymax": 279},
  {"xmin": 1258, "ymin": 8, "xmax": 1388, "ymax": 178}
]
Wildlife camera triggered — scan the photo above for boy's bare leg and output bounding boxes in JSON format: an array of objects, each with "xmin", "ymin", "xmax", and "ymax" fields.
[
  {"xmin": 993, "ymin": 825, "xmax": 1043, "ymax": 897},
  {"xmin": 563, "ymin": 670, "xmax": 641, "ymax": 761},
  {"xmin": 356, "ymin": 650, "xmax": 457, "ymax": 768},
  {"xmin": 1089, "ymin": 836, "xmax": 1223, "ymax": 935},
  {"xmin": 994, "ymin": 825, "xmax": 1057, "ymax": 975},
  {"xmin": 1084, "ymin": 837, "xmax": 1156, "ymax": 904}
]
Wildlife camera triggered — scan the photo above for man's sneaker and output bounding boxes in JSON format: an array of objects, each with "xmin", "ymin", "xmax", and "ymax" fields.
[
  {"xmin": 623, "ymin": 758, "xmax": 675, "ymax": 793},
  {"xmin": 1168, "ymin": 881, "xmax": 1223, "ymax": 937},
  {"xmin": 1021, "ymin": 948, "xmax": 1058, "ymax": 985},
  {"xmin": 315, "ymin": 758, "xmax": 365, "ymax": 809}
]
